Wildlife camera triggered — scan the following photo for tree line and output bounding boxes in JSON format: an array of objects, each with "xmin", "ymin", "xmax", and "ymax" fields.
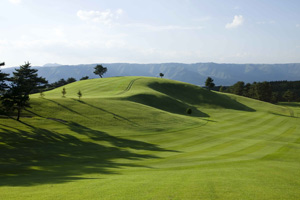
[{"xmin": 215, "ymin": 80, "xmax": 300, "ymax": 103}]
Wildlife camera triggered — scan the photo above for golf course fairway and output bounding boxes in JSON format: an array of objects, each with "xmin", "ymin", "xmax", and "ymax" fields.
[{"xmin": 0, "ymin": 76, "xmax": 299, "ymax": 199}]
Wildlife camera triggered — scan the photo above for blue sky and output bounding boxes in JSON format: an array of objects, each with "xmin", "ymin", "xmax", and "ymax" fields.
[{"xmin": 0, "ymin": 0, "xmax": 300, "ymax": 67}]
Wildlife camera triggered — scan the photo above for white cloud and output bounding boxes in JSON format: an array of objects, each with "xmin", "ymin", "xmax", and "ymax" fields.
[
  {"xmin": 9, "ymin": 0, "xmax": 21, "ymax": 4},
  {"xmin": 77, "ymin": 9, "xmax": 123, "ymax": 25},
  {"xmin": 226, "ymin": 15, "xmax": 244, "ymax": 29}
]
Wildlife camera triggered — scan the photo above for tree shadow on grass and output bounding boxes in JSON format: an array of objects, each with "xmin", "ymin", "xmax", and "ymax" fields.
[
  {"xmin": 68, "ymin": 122, "xmax": 178, "ymax": 152},
  {"xmin": 0, "ymin": 120, "xmax": 175, "ymax": 186},
  {"xmin": 43, "ymin": 98, "xmax": 87, "ymax": 118},
  {"xmin": 72, "ymin": 99, "xmax": 139, "ymax": 126},
  {"xmin": 277, "ymin": 102, "xmax": 300, "ymax": 107},
  {"xmin": 270, "ymin": 112, "xmax": 298, "ymax": 118}
]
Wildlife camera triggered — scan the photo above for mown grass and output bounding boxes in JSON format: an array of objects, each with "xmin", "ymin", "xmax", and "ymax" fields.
[{"xmin": 0, "ymin": 77, "xmax": 299, "ymax": 199}]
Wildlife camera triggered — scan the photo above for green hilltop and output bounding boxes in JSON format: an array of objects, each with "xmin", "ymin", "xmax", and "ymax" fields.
[{"xmin": 1, "ymin": 76, "xmax": 299, "ymax": 199}]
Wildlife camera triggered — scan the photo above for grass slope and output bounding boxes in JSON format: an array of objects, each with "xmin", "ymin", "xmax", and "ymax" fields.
[{"xmin": 0, "ymin": 76, "xmax": 299, "ymax": 199}]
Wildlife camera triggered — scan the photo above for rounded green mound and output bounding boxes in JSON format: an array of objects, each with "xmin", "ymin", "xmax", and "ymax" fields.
[{"xmin": 33, "ymin": 76, "xmax": 262, "ymax": 115}]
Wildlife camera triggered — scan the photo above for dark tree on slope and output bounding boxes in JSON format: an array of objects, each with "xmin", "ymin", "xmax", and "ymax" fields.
[
  {"xmin": 283, "ymin": 90, "xmax": 295, "ymax": 102},
  {"xmin": 62, "ymin": 87, "xmax": 66, "ymax": 97},
  {"xmin": 247, "ymin": 82, "xmax": 257, "ymax": 99},
  {"xmin": 255, "ymin": 81, "xmax": 272, "ymax": 102},
  {"xmin": 77, "ymin": 90, "xmax": 82, "ymax": 100},
  {"xmin": 159, "ymin": 73, "xmax": 164, "ymax": 78},
  {"xmin": 1, "ymin": 62, "xmax": 48, "ymax": 120},
  {"xmin": 243, "ymin": 83, "xmax": 252, "ymax": 97},
  {"xmin": 52, "ymin": 78, "xmax": 67, "ymax": 88},
  {"xmin": 271, "ymin": 92, "xmax": 279, "ymax": 103},
  {"xmin": 94, "ymin": 64, "xmax": 107, "ymax": 78},
  {"xmin": 186, "ymin": 108, "xmax": 192, "ymax": 115},
  {"xmin": 231, "ymin": 81, "xmax": 245, "ymax": 96},
  {"xmin": 67, "ymin": 77, "xmax": 76, "ymax": 84},
  {"xmin": 205, "ymin": 77, "xmax": 215, "ymax": 90},
  {"xmin": 80, "ymin": 76, "xmax": 89, "ymax": 80}
]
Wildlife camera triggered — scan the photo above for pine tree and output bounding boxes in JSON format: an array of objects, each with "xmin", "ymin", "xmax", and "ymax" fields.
[{"xmin": 1, "ymin": 62, "xmax": 47, "ymax": 120}]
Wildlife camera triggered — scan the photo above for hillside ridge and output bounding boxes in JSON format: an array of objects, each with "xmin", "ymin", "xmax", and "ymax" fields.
[{"xmin": 32, "ymin": 76, "xmax": 289, "ymax": 117}]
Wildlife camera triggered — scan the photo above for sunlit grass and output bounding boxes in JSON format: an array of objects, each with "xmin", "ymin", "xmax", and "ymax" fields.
[{"xmin": 0, "ymin": 77, "xmax": 299, "ymax": 199}]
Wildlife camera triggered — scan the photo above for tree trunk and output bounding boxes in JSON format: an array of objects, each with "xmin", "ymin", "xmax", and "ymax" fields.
[{"xmin": 17, "ymin": 107, "xmax": 21, "ymax": 121}]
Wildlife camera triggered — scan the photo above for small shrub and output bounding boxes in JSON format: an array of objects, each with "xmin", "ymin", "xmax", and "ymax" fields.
[
  {"xmin": 186, "ymin": 108, "xmax": 192, "ymax": 115},
  {"xmin": 78, "ymin": 90, "xmax": 82, "ymax": 100},
  {"xmin": 80, "ymin": 76, "xmax": 89, "ymax": 80},
  {"xmin": 62, "ymin": 87, "xmax": 66, "ymax": 97}
]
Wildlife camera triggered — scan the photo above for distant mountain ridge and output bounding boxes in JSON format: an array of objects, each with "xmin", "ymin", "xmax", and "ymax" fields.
[
  {"xmin": 43, "ymin": 63, "xmax": 63, "ymax": 67},
  {"xmin": 2, "ymin": 63, "xmax": 300, "ymax": 86}
]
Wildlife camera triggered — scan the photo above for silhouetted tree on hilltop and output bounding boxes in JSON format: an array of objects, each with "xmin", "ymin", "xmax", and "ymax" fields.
[
  {"xmin": 205, "ymin": 77, "xmax": 215, "ymax": 90},
  {"xmin": 94, "ymin": 64, "xmax": 107, "ymax": 78}
]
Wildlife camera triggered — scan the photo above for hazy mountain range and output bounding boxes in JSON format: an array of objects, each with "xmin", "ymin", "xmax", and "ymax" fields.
[{"xmin": 2, "ymin": 63, "xmax": 300, "ymax": 86}]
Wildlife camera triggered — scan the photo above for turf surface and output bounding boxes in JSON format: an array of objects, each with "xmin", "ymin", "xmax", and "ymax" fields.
[{"xmin": 0, "ymin": 77, "xmax": 299, "ymax": 199}]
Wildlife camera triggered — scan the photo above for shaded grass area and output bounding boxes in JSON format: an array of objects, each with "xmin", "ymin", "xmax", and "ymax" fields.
[
  {"xmin": 0, "ymin": 119, "xmax": 175, "ymax": 186},
  {"xmin": 125, "ymin": 79, "xmax": 256, "ymax": 117},
  {"xmin": 127, "ymin": 93, "xmax": 209, "ymax": 117},
  {"xmin": 148, "ymin": 82, "xmax": 255, "ymax": 111},
  {"xmin": 277, "ymin": 102, "xmax": 300, "ymax": 107}
]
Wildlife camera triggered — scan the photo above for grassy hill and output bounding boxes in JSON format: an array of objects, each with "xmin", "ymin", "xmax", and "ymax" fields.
[{"xmin": 0, "ymin": 77, "xmax": 299, "ymax": 199}]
